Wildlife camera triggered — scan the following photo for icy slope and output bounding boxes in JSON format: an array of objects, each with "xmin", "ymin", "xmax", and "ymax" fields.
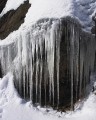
[{"xmin": 0, "ymin": 73, "xmax": 96, "ymax": 120}]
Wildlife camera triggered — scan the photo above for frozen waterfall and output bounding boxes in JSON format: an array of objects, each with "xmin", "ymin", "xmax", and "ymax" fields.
[{"xmin": 0, "ymin": 17, "xmax": 96, "ymax": 110}]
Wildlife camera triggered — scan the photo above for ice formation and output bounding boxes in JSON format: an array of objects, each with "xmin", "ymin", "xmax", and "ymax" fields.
[
  {"xmin": 0, "ymin": 0, "xmax": 96, "ymax": 110},
  {"xmin": 0, "ymin": 17, "xmax": 95, "ymax": 109}
]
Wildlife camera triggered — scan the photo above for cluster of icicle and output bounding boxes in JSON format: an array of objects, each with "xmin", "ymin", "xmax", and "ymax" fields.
[
  {"xmin": 0, "ymin": 17, "xmax": 96, "ymax": 109},
  {"xmin": 0, "ymin": 19, "xmax": 61, "ymax": 107}
]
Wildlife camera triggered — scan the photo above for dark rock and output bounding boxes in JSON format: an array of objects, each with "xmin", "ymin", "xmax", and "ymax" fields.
[
  {"xmin": 91, "ymin": 26, "xmax": 96, "ymax": 34},
  {"xmin": 0, "ymin": 0, "xmax": 31, "ymax": 40},
  {"xmin": 92, "ymin": 13, "xmax": 96, "ymax": 22},
  {"xmin": 91, "ymin": 13, "xmax": 96, "ymax": 35},
  {"xmin": 0, "ymin": 0, "xmax": 7, "ymax": 13},
  {"xmin": 0, "ymin": 63, "xmax": 2, "ymax": 78}
]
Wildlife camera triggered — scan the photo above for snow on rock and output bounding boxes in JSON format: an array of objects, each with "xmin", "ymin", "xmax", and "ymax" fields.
[
  {"xmin": 0, "ymin": 0, "xmax": 27, "ymax": 17},
  {"xmin": 0, "ymin": 0, "xmax": 95, "ymax": 37},
  {"xmin": 23, "ymin": 0, "xmax": 96, "ymax": 32},
  {"xmin": 25, "ymin": 0, "xmax": 74, "ymax": 25}
]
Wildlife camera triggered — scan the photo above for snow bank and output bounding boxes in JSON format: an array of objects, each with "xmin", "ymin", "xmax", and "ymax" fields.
[
  {"xmin": 0, "ymin": 73, "xmax": 18, "ymax": 101},
  {"xmin": 0, "ymin": 73, "xmax": 96, "ymax": 120}
]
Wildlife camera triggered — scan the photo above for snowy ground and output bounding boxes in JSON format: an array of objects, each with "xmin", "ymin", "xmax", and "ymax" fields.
[{"xmin": 0, "ymin": 73, "xmax": 96, "ymax": 120}]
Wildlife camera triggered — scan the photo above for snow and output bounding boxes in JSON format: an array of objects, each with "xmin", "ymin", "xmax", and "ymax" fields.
[
  {"xmin": 24, "ymin": 0, "xmax": 96, "ymax": 31},
  {"xmin": 0, "ymin": 0, "xmax": 26, "ymax": 17},
  {"xmin": 0, "ymin": 73, "xmax": 96, "ymax": 120},
  {"xmin": 0, "ymin": 0, "xmax": 96, "ymax": 32},
  {"xmin": 25, "ymin": 0, "xmax": 73, "ymax": 24}
]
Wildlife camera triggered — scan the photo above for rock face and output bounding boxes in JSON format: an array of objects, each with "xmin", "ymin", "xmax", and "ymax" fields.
[
  {"xmin": 0, "ymin": 0, "xmax": 7, "ymax": 13},
  {"xmin": 0, "ymin": 0, "xmax": 31, "ymax": 40}
]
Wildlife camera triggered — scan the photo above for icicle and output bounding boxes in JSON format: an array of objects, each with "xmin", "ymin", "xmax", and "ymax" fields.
[
  {"xmin": 50, "ymin": 25, "xmax": 55, "ymax": 106},
  {"xmin": 39, "ymin": 62, "xmax": 42, "ymax": 105},
  {"xmin": 1, "ymin": 47, "xmax": 5, "ymax": 74},
  {"xmin": 70, "ymin": 24, "xmax": 74, "ymax": 110},
  {"xmin": 29, "ymin": 34, "xmax": 33, "ymax": 101},
  {"xmin": 17, "ymin": 35, "xmax": 22, "ymax": 95},
  {"xmin": 44, "ymin": 66, "xmax": 47, "ymax": 106},
  {"xmin": 23, "ymin": 68, "xmax": 26, "ymax": 99},
  {"xmin": 75, "ymin": 27, "xmax": 79, "ymax": 101},
  {"xmin": 44, "ymin": 44, "xmax": 47, "ymax": 106},
  {"xmin": 35, "ymin": 41, "xmax": 39, "ymax": 103},
  {"xmin": 39, "ymin": 36, "xmax": 43, "ymax": 105},
  {"xmin": 56, "ymin": 29, "xmax": 60, "ymax": 107},
  {"xmin": 29, "ymin": 57, "xmax": 33, "ymax": 101},
  {"xmin": 79, "ymin": 41, "xmax": 84, "ymax": 98}
]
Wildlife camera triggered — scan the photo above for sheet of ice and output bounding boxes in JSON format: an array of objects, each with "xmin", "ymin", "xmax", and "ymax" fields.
[
  {"xmin": 0, "ymin": 73, "xmax": 96, "ymax": 120},
  {"xmin": 0, "ymin": 0, "xmax": 26, "ymax": 17}
]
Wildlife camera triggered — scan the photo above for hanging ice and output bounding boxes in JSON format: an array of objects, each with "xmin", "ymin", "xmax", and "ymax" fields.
[{"xmin": 0, "ymin": 17, "xmax": 96, "ymax": 110}]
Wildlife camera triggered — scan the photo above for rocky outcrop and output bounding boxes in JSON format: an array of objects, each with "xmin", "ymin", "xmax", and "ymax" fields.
[
  {"xmin": 0, "ymin": 0, "xmax": 7, "ymax": 13},
  {"xmin": 0, "ymin": 0, "xmax": 31, "ymax": 40}
]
